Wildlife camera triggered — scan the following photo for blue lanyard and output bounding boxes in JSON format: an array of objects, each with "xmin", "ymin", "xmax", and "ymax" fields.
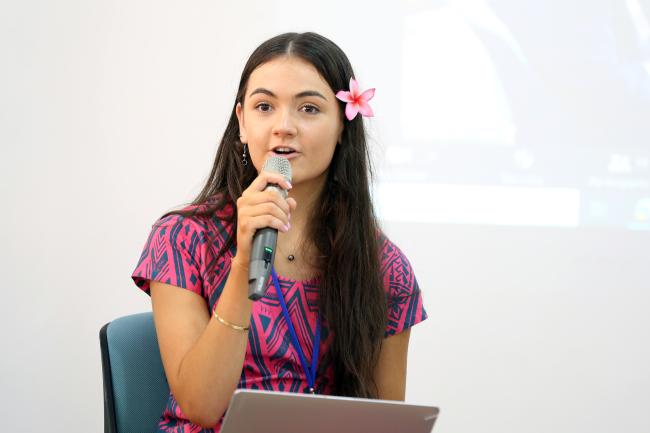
[{"xmin": 271, "ymin": 267, "xmax": 321, "ymax": 394}]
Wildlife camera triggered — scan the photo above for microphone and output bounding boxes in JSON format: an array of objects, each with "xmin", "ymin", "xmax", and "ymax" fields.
[{"xmin": 248, "ymin": 156, "xmax": 292, "ymax": 301}]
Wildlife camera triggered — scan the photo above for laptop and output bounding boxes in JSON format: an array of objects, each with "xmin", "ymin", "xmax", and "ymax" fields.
[{"xmin": 221, "ymin": 389, "xmax": 439, "ymax": 433}]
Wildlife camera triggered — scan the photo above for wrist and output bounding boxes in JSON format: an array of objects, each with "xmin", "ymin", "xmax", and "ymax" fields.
[
  {"xmin": 230, "ymin": 255, "xmax": 249, "ymax": 272},
  {"xmin": 212, "ymin": 309, "xmax": 250, "ymax": 332}
]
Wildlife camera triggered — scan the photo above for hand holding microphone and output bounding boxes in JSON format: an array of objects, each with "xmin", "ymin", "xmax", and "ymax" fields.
[{"xmin": 232, "ymin": 156, "xmax": 295, "ymax": 300}]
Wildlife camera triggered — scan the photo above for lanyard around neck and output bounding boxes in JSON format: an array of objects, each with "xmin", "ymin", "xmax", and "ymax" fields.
[{"xmin": 271, "ymin": 267, "xmax": 321, "ymax": 394}]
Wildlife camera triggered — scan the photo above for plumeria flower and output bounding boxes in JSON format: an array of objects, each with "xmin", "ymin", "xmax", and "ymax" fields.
[{"xmin": 335, "ymin": 78, "xmax": 375, "ymax": 121}]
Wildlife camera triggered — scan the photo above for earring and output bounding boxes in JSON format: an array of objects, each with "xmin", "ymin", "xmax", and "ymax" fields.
[{"xmin": 241, "ymin": 142, "xmax": 248, "ymax": 166}]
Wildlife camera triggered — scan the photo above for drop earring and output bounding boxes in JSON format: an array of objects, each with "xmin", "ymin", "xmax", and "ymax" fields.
[{"xmin": 240, "ymin": 138, "xmax": 248, "ymax": 166}]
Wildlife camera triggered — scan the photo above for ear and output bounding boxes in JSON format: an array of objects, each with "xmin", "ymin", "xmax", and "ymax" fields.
[{"xmin": 235, "ymin": 102, "xmax": 247, "ymax": 143}]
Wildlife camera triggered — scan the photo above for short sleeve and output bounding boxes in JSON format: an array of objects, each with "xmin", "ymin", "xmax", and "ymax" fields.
[
  {"xmin": 380, "ymin": 236, "xmax": 428, "ymax": 337},
  {"xmin": 131, "ymin": 214, "xmax": 205, "ymax": 297}
]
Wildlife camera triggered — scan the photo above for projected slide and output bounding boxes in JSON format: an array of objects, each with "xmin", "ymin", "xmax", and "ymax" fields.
[{"xmin": 376, "ymin": 0, "xmax": 650, "ymax": 230}]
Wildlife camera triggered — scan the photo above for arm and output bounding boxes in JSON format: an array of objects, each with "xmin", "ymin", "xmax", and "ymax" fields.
[
  {"xmin": 150, "ymin": 257, "xmax": 252, "ymax": 428},
  {"xmin": 149, "ymin": 172, "xmax": 295, "ymax": 428},
  {"xmin": 374, "ymin": 329, "xmax": 411, "ymax": 401}
]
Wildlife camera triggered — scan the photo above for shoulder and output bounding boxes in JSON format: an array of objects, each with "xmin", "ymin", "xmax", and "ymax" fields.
[
  {"xmin": 131, "ymin": 195, "xmax": 236, "ymax": 296},
  {"xmin": 152, "ymin": 195, "xmax": 236, "ymax": 242},
  {"xmin": 376, "ymin": 231, "xmax": 428, "ymax": 336},
  {"xmin": 377, "ymin": 231, "xmax": 420, "ymax": 299},
  {"xmin": 377, "ymin": 232, "xmax": 414, "ymax": 275}
]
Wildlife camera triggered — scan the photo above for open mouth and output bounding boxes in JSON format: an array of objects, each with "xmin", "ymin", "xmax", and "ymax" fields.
[{"xmin": 272, "ymin": 147, "xmax": 297, "ymax": 156}]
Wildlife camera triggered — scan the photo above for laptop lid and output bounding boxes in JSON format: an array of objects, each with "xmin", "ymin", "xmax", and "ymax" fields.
[{"xmin": 221, "ymin": 389, "xmax": 439, "ymax": 433}]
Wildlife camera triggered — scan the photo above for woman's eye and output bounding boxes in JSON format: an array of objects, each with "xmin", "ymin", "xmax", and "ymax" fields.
[
  {"xmin": 301, "ymin": 104, "xmax": 320, "ymax": 114},
  {"xmin": 255, "ymin": 103, "xmax": 272, "ymax": 112}
]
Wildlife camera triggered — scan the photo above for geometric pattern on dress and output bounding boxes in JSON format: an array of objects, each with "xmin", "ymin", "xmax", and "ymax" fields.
[{"xmin": 131, "ymin": 201, "xmax": 427, "ymax": 432}]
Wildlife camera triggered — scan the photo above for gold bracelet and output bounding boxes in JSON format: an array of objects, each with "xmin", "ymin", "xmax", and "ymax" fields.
[{"xmin": 213, "ymin": 310, "xmax": 250, "ymax": 332}]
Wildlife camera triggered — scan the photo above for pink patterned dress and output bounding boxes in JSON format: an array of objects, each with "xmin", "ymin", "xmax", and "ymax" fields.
[{"xmin": 131, "ymin": 199, "xmax": 428, "ymax": 432}]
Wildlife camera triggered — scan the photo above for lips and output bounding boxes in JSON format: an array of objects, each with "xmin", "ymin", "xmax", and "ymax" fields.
[
  {"xmin": 271, "ymin": 145, "xmax": 297, "ymax": 154},
  {"xmin": 270, "ymin": 145, "xmax": 300, "ymax": 159},
  {"xmin": 268, "ymin": 149, "xmax": 300, "ymax": 160}
]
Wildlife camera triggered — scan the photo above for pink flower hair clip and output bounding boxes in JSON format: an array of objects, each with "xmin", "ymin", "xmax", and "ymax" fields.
[{"xmin": 335, "ymin": 78, "xmax": 375, "ymax": 121}]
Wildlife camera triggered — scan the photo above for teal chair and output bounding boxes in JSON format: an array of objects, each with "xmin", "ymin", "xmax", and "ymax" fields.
[{"xmin": 100, "ymin": 312, "xmax": 170, "ymax": 433}]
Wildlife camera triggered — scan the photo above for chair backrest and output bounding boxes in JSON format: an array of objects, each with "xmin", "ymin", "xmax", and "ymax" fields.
[{"xmin": 100, "ymin": 312, "xmax": 170, "ymax": 433}]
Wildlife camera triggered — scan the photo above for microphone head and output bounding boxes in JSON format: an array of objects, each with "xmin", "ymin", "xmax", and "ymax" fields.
[{"xmin": 262, "ymin": 156, "xmax": 292, "ymax": 183}]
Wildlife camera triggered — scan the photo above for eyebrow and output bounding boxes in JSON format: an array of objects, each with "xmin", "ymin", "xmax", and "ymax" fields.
[{"xmin": 248, "ymin": 87, "xmax": 328, "ymax": 101}]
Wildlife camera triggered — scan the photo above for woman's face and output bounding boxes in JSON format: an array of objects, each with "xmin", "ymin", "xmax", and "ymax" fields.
[{"xmin": 236, "ymin": 56, "xmax": 344, "ymax": 188}]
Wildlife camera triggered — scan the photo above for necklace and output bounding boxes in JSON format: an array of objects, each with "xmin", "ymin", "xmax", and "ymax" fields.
[
  {"xmin": 276, "ymin": 235, "xmax": 302, "ymax": 263},
  {"xmin": 277, "ymin": 243, "xmax": 296, "ymax": 262}
]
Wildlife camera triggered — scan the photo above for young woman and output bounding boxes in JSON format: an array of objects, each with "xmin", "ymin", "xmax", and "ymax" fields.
[{"xmin": 132, "ymin": 32, "xmax": 427, "ymax": 432}]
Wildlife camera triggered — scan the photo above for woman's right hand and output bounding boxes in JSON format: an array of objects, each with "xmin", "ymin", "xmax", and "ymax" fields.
[{"xmin": 233, "ymin": 172, "xmax": 297, "ymax": 265}]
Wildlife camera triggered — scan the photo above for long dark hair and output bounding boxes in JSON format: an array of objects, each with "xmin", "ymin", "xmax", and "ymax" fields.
[{"xmin": 162, "ymin": 32, "xmax": 387, "ymax": 398}]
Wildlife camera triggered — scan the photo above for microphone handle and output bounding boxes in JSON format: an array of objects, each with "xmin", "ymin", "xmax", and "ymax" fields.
[
  {"xmin": 248, "ymin": 227, "xmax": 278, "ymax": 300},
  {"xmin": 247, "ymin": 183, "xmax": 286, "ymax": 300}
]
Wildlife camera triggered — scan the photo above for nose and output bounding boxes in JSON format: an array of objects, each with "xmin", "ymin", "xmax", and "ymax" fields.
[{"xmin": 271, "ymin": 108, "xmax": 297, "ymax": 139}]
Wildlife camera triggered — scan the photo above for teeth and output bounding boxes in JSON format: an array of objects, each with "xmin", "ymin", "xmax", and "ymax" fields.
[{"xmin": 274, "ymin": 147, "xmax": 293, "ymax": 152}]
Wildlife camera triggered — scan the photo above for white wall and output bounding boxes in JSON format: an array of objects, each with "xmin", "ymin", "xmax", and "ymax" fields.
[{"xmin": 1, "ymin": 1, "xmax": 648, "ymax": 432}]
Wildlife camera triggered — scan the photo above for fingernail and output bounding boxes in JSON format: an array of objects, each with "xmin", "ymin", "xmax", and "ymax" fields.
[
  {"xmin": 286, "ymin": 222, "xmax": 291, "ymax": 231},
  {"xmin": 286, "ymin": 181, "xmax": 292, "ymax": 189}
]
